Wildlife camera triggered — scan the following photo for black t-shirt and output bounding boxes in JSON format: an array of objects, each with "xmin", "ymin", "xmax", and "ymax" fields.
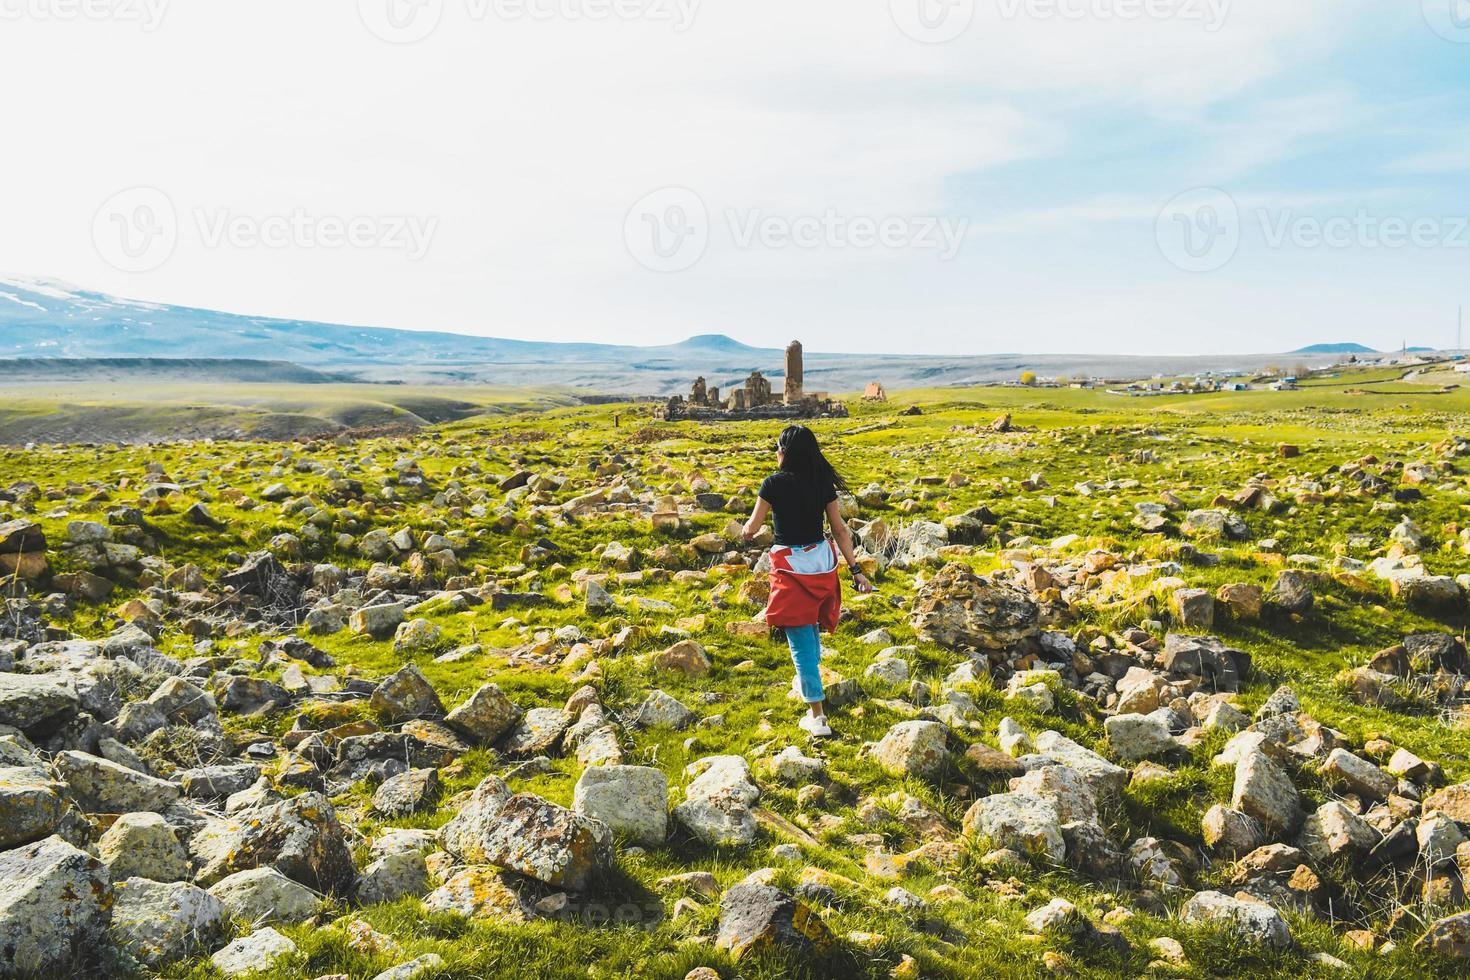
[{"xmin": 759, "ymin": 471, "xmax": 837, "ymax": 546}]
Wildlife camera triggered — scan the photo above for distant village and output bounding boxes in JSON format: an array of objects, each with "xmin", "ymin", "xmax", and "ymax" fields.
[{"xmin": 1005, "ymin": 351, "xmax": 1469, "ymax": 398}]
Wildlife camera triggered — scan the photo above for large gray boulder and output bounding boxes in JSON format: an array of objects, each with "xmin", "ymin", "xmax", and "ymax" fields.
[
  {"xmin": 1232, "ymin": 749, "xmax": 1303, "ymax": 836},
  {"xmin": 673, "ymin": 755, "xmax": 761, "ymax": 847},
  {"xmin": 208, "ymin": 867, "xmax": 321, "ymax": 926},
  {"xmin": 444, "ymin": 683, "xmax": 521, "ymax": 744},
  {"xmin": 716, "ymin": 882, "xmax": 835, "ymax": 960},
  {"xmin": 962, "ymin": 792, "xmax": 1065, "ymax": 862},
  {"xmin": 0, "ymin": 836, "xmax": 111, "ymax": 975},
  {"xmin": 97, "ymin": 811, "xmax": 191, "ymax": 882},
  {"xmin": 909, "ymin": 563, "xmax": 1039, "ymax": 651},
  {"xmin": 573, "ymin": 764, "xmax": 668, "ymax": 848},
  {"xmin": 1180, "ymin": 890, "xmax": 1291, "ymax": 948},
  {"xmin": 0, "ymin": 673, "xmax": 79, "ymax": 730},
  {"xmin": 108, "ymin": 877, "xmax": 225, "ymax": 970},
  {"xmin": 873, "ymin": 720, "xmax": 949, "ymax": 779},
  {"xmin": 190, "ymin": 792, "xmax": 356, "ymax": 894},
  {"xmin": 354, "ymin": 850, "xmax": 430, "ymax": 906},
  {"xmin": 472, "ymin": 794, "xmax": 611, "ymax": 891},
  {"xmin": 52, "ymin": 750, "xmax": 179, "ymax": 813},
  {"xmin": 1034, "ymin": 730, "xmax": 1127, "ymax": 799},
  {"xmin": 439, "ymin": 774, "xmax": 513, "ymax": 863},
  {"xmin": 0, "ymin": 765, "xmax": 70, "ymax": 849},
  {"xmin": 210, "ymin": 927, "xmax": 297, "ymax": 977}
]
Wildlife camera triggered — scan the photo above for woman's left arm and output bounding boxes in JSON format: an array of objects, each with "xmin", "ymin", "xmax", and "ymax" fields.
[
  {"xmin": 825, "ymin": 500, "xmax": 874, "ymax": 592},
  {"xmin": 741, "ymin": 498, "xmax": 772, "ymax": 541}
]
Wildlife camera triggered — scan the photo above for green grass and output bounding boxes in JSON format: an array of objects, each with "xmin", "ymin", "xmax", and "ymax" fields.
[{"xmin": 6, "ymin": 364, "xmax": 1470, "ymax": 979}]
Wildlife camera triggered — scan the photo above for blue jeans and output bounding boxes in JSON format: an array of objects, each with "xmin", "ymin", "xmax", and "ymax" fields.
[{"xmin": 785, "ymin": 624, "xmax": 824, "ymax": 703}]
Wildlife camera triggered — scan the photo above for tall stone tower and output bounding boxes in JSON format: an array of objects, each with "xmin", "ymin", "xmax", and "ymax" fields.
[{"xmin": 784, "ymin": 341, "xmax": 804, "ymax": 405}]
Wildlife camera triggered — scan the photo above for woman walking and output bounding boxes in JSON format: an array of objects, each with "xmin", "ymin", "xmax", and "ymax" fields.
[{"xmin": 742, "ymin": 425, "xmax": 873, "ymax": 737}]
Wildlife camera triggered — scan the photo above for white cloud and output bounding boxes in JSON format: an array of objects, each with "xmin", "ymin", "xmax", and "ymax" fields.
[{"xmin": 0, "ymin": 0, "xmax": 1435, "ymax": 353}]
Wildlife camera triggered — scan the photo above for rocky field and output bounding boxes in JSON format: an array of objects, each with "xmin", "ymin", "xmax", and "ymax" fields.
[{"xmin": 2, "ymin": 377, "xmax": 1470, "ymax": 979}]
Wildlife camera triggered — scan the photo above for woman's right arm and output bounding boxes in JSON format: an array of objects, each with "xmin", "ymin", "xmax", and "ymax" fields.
[
  {"xmin": 825, "ymin": 500, "xmax": 873, "ymax": 592},
  {"xmin": 741, "ymin": 497, "xmax": 771, "ymax": 541}
]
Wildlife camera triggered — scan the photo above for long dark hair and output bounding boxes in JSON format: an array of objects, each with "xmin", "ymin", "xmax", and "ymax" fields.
[{"xmin": 777, "ymin": 425, "xmax": 847, "ymax": 493}]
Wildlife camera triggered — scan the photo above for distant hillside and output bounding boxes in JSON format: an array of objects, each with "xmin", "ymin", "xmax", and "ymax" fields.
[
  {"xmin": 1292, "ymin": 343, "xmax": 1378, "ymax": 354},
  {"xmin": 1, "ymin": 275, "xmax": 1375, "ymax": 394},
  {"xmin": 7, "ymin": 358, "xmax": 356, "ymax": 384}
]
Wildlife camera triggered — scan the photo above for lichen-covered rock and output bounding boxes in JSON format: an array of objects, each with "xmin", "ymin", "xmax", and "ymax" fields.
[
  {"xmin": 369, "ymin": 664, "xmax": 444, "ymax": 723},
  {"xmin": 439, "ymin": 774, "xmax": 513, "ymax": 862},
  {"xmin": 354, "ymin": 850, "xmax": 430, "ymax": 906},
  {"xmin": 0, "ymin": 765, "xmax": 70, "ymax": 849},
  {"xmin": 674, "ymin": 755, "xmax": 761, "ymax": 847},
  {"xmin": 190, "ymin": 792, "xmax": 356, "ymax": 894},
  {"xmin": 632, "ymin": 689, "xmax": 696, "ymax": 730},
  {"xmin": 210, "ymin": 927, "xmax": 297, "ymax": 977},
  {"xmin": 444, "ymin": 683, "xmax": 522, "ymax": 744},
  {"xmin": 715, "ymin": 882, "xmax": 834, "ymax": 961},
  {"xmin": 371, "ymin": 767, "xmax": 441, "ymax": 818},
  {"xmin": 1201, "ymin": 805, "xmax": 1264, "ymax": 857},
  {"xmin": 1034, "ymin": 730, "xmax": 1127, "ymax": 799},
  {"xmin": 208, "ymin": 867, "xmax": 321, "ymax": 925},
  {"xmin": 1232, "ymin": 749, "xmax": 1302, "ymax": 836},
  {"xmin": 0, "ymin": 673, "xmax": 80, "ymax": 731},
  {"xmin": 421, "ymin": 867, "xmax": 530, "ymax": 921},
  {"xmin": 962, "ymin": 792, "xmax": 1065, "ymax": 862},
  {"xmin": 1180, "ymin": 890, "xmax": 1291, "ymax": 948},
  {"xmin": 53, "ymin": 750, "xmax": 180, "ymax": 813},
  {"xmin": 873, "ymin": 720, "xmax": 949, "ymax": 779},
  {"xmin": 1104, "ymin": 713, "xmax": 1175, "ymax": 762},
  {"xmin": 1319, "ymin": 748, "xmax": 1395, "ymax": 801},
  {"xmin": 909, "ymin": 563, "xmax": 1039, "ymax": 651},
  {"xmin": 650, "ymin": 639, "xmax": 711, "ymax": 676},
  {"xmin": 573, "ymin": 764, "xmax": 669, "ymax": 848},
  {"xmin": 1299, "ymin": 802, "xmax": 1379, "ymax": 864},
  {"xmin": 501, "ymin": 707, "xmax": 572, "ymax": 757},
  {"xmin": 0, "ymin": 836, "xmax": 111, "ymax": 975},
  {"xmin": 474, "ymin": 794, "xmax": 611, "ymax": 891},
  {"xmin": 108, "ymin": 877, "xmax": 225, "ymax": 969},
  {"xmin": 97, "ymin": 811, "xmax": 190, "ymax": 882},
  {"xmin": 1419, "ymin": 911, "xmax": 1470, "ymax": 959}
]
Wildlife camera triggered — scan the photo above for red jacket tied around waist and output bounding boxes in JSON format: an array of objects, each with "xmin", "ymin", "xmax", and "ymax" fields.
[{"xmin": 765, "ymin": 541, "xmax": 841, "ymax": 633}]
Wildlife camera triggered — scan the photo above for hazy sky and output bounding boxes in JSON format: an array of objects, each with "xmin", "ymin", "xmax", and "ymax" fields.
[{"xmin": 3, "ymin": 1, "xmax": 1469, "ymax": 355}]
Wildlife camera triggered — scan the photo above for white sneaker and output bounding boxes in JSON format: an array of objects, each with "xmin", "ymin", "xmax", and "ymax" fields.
[{"xmin": 799, "ymin": 714, "xmax": 832, "ymax": 738}]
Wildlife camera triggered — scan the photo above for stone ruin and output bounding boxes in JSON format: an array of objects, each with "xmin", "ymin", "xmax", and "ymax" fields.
[
  {"xmin": 655, "ymin": 340, "xmax": 850, "ymax": 422},
  {"xmin": 863, "ymin": 381, "xmax": 887, "ymax": 402}
]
